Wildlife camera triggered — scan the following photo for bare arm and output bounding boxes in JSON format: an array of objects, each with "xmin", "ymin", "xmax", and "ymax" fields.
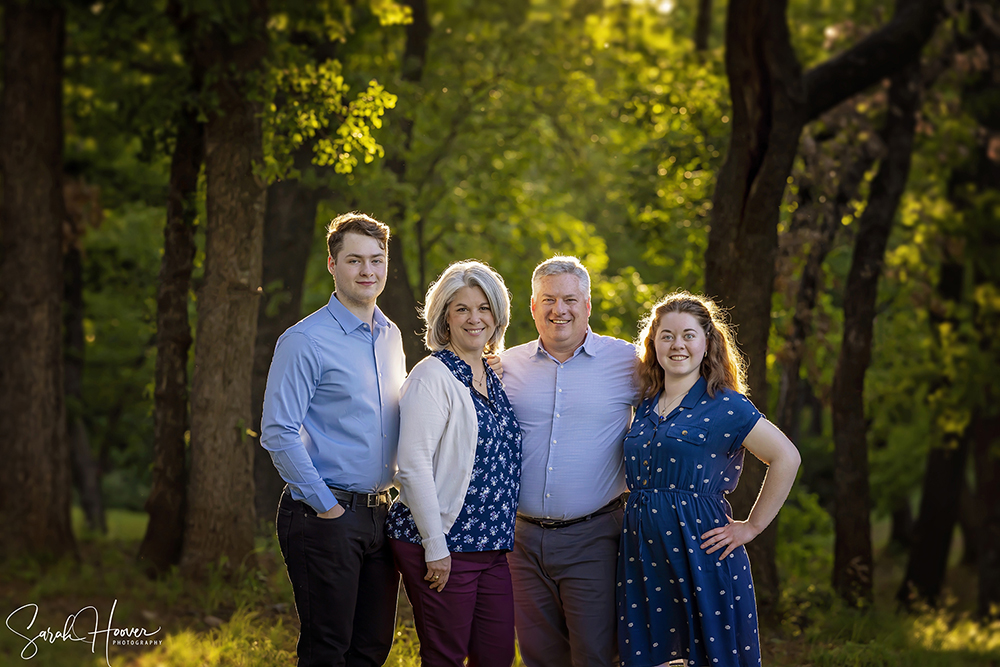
[{"xmin": 700, "ymin": 419, "xmax": 801, "ymax": 560}]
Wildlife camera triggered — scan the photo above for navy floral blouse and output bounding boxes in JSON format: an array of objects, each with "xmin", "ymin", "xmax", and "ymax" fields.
[{"xmin": 386, "ymin": 349, "xmax": 521, "ymax": 553}]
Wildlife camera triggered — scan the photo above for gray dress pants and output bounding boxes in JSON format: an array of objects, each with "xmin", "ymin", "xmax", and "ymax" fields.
[{"xmin": 507, "ymin": 509, "xmax": 623, "ymax": 667}]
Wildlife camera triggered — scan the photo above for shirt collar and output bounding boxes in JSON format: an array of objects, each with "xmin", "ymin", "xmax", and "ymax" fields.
[
  {"xmin": 679, "ymin": 376, "xmax": 710, "ymax": 408},
  {"xmin": 641, "ymin": 376, "xmax": 709, "ymax": 421},
  {"xmin": 530, "ymin": 328, "xmax": 597, "ymax": 362},
  {"xmin": 326, "ymin": 292, "xmax": 387, "ymax": 333}
]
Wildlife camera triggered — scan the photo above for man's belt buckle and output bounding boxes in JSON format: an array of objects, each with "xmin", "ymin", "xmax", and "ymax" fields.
[{"xmin": 366, "ymin": 493, "xmax": 382, "ymax": 508}]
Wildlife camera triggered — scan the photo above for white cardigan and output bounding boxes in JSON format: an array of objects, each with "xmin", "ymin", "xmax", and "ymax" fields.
[{"xmin": 394, "ymin": 354, "xmax": 479, "ymax": 562}]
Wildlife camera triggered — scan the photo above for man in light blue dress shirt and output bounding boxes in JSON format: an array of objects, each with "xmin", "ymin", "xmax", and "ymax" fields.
[
  {"xmin": 502, "ymin": 257, "xmax": 639, "ymax": 667},
  {"xmin": 261, "ymin": 212, "xmax": 406, "ymax": 667}
]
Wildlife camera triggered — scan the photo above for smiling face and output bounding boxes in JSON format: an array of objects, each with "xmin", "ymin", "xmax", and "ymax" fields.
[
  {"xmin": 654, "ymin": 311, "xmax": 707, "ymax": 382},
  {"xmin": 446, "ymin": 285, "xmax": 496, "ymax": 358},
  {"xmin": 327, "ymin": 232, "xmax": 387, "ymax": 311},
  {"xmin": 531, "ymin": 272, "xmax": 591, "ymax": 361}
]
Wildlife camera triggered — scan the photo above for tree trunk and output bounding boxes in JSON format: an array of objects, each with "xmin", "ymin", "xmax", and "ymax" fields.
[
  {"xmin": 0, "ymin": 1, "xmax": 76, "ymax": 562},
  {"xmin": 831, "ymin": 63, "xmax": 920, "ymax": 605},
  {"xmin": 379, "ymin": 0, "xmax": 432, "ymax": 368},
  {"xmin": 973, "ymin": 406, "xmax": 1000, "ymax": 618},
  {"xmin": 775, "ymin": 137, "xmax": 875, "ymax": 443},
  {"xmin": 65, "ymin": 230, "xmax": 106, "ymax": 534},
  {"xmin": 706, "ymin": 0, "xmax": 805, "ymax": 617},
  {"xmin": 897, "ymin": 436, "xmax": 969, "ymax": 607},
  {"xmin": 694, "ymin": 0, "xmax": 712, "ymax": 51},
  {"xmin": 138, "ymin": 98, "xmax": 203, "ymax": 575},
  {"xmin": 180, "ymin": 1, "xmax": 269, "ymax": 575},
  {"xmin": 252, "ymin": 149, "xmax": 327, "ymax": 527},
  {"xmin": 889, "ymin": 501, "xmax": 913, "ymax": 552},
  {"xmin": 957, "ymin": 473, "xmax": 978, "ymax": 566},
  {"xmin": 896, "ymin": 258, "xmax": 967, "ymax": 608},
  {"xmin": 707, "ymin": 0, "xmax": 942, "ymax": 610}
]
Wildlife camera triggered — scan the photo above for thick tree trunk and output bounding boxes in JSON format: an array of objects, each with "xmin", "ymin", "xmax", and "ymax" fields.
[
  {"xmin": 379, "ymin": 0, "xmax": 432, "ymax": 368},
  {"xmin": 707, "ymin": 0, "xmax": 942, "ymax": 610},
  {"xmin": 65, "ymin": 234, "xmax": 106, "ymax": 534},
  {"xmin": 180, "ymin": 1, "xmax": 269, "ymax": 575},
  {"xmin": 252, "ymin": 149, "xmax": 327, "ymax": 526},
  {"xmin": 138, "ymin": 101, "xmax": 203, "ymax": 575},
  {"xmin": 706, "ymin": 0, "xmax": 805, "ymax": 616},
  {"xmin": 0, "ymin": 2, "xmax": 76, "ymax": 562},
  {"xmin": 831, "ymin": 63, "xmax": 920, "ymax": 605}
]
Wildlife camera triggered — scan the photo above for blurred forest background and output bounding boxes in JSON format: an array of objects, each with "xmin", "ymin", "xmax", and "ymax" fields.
[{"xmin": 0, "ymin": 0, "xmax": 999, "ymax": 664}]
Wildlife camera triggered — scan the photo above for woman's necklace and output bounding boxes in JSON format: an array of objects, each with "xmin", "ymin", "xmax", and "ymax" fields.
[
  {"xmin": 450, "ymin": 344, "xmax": 488, "ymax": 394},
  {"xmin": 657, "ymin": 391, "xmax": 683, "ymax": 417}
]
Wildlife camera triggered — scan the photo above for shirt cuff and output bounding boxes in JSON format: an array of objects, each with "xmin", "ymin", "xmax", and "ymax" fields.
[
  {"xmin": 422, "ymin": 534, "xmax": 449, "ymax": 562},
  {"xmin": 303, "ymin": 485, "xmax": 339, "ymax": 514}
]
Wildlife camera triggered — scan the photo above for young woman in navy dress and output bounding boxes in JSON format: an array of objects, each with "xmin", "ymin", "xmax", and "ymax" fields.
[{"xmin": 617, "ymin": 292, "xmax": 800, "ymax": 667}]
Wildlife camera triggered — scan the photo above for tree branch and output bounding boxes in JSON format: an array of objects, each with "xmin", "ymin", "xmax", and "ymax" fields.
[{"xmin": 805, "ymin": 0, "xmax": 943, "ymax": 121}]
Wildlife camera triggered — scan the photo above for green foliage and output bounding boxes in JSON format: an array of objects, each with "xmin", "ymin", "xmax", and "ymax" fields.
[
  {"xmin": 777, "ymin": 485, "xmax": 835, "ymax": 587},
  {"xmin": 259, "ymin": 52, "xmax": 397, "ymax": 181},
  {"xmin": 79, "ymin": 201, "xmax": 165, "ymax": 510}
]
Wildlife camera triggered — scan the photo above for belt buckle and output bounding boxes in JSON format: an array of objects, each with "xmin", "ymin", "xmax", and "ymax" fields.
[
  {"xmin": 537, "ymin": 519, "xmax": 560, "ymax": 529},
  {"xmin": 366, "ymin": 493, "xmax": 380, "ymax": 508}
]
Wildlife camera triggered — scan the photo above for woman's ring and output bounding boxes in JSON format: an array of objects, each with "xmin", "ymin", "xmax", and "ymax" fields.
[{"xmin": 433, "ymin": 574, "xmax": 440, "ymax": 580}]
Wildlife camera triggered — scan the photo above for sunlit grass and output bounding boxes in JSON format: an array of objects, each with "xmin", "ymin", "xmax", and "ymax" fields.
[
  {"xmin": 3, "ymin": 508, "xmax": 999, "ymax": 667},
  {"xmin": 120, "ymin": 608, "xmax": 297, "ymax": 667}
]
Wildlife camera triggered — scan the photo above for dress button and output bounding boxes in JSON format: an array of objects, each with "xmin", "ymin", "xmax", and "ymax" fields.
[{"xmin": 682, "ymin": 430, "xmax": 688, "ymax": 435}]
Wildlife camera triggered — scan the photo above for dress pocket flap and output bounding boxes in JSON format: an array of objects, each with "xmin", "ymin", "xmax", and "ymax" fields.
[{"xmin": 664, "ymin": 422, "xmax": 709, "ymax": 445}]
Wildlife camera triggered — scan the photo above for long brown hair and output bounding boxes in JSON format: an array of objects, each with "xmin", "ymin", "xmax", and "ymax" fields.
[{"xmin": 635, "ymin": 292, "xmax": 747, "ymax": 400}]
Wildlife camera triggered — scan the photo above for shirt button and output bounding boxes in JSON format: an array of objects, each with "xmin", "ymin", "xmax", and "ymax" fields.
[
  {"xmin": 556, "ymin": 413, "xmax": 560, "ymax": 418},
  {"xmin": 546, "ymin": 493, "xmax": 551, "ymax": 498},
  {"xmin": 548, "ymin": 467, "xmax": 553, "ymax": 471},
  {"xmin": 558, "ymin": 388, "xmax": 563, "ymax": 393},
  {"xmin": 552, "ymin": 440, "xmax": 557, "ymax": 444}
]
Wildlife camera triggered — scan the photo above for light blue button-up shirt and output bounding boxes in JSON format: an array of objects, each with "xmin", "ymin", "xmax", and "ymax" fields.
[
  {"xmin": 260, "ymin": 293, "xmax": 406, "ymax": 513},
  {"xmin": 501, "ymin": 330, "xmax": 638, "ymax": 520}
]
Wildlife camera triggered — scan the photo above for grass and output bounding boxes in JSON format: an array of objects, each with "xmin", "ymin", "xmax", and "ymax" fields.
[{"xmin": 1, "ymin": 509, "xmax": 998, "ymax": 666}]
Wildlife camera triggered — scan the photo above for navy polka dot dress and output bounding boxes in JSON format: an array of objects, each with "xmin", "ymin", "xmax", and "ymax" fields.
[{"xmin": 617, "ymin": 376, "xmax": 763, "ymax": 667}]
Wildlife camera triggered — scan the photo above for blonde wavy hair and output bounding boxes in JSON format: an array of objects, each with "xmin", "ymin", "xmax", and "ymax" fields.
[{"xmin": 635, "ymin": 292, "xmax": 747, "ymax": 400}]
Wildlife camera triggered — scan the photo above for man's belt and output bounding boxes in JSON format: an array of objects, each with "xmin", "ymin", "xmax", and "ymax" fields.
[
  {"xmin": 329, "ymin": 487, "xmax": 392, "ymax": 509},
  {"xmin": 517, "ymin": 494, "xmax": 625, "ymax": 530}
]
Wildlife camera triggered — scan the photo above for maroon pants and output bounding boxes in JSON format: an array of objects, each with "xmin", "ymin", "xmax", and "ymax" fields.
[{"xmin": 391, "ymin": 538, "xmax": 515, "ymax": 667}]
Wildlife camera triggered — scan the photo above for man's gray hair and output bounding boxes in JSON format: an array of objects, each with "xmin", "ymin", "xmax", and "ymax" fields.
[
  {"xmin": 423, "ymin": 260, "xmax": 511, "ymax": 354},
  {"xmin": 531, "ymin": 256, "xmax": 591, "ymax": 298}
]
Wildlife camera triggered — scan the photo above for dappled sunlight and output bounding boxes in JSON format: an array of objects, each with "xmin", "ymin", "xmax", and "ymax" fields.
[{"xmin": 912, "ymin": 609, "xmax": 1000, "ymax": 655}]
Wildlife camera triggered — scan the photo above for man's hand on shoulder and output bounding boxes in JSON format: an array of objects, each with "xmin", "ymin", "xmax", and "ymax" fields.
[
  {"xmin": 317, "ymin": 503, "xmax": 346, "ymax": 519},
  {"xmin": 487, "ymin": 354, "xmax": 503, "ymax": 379}
]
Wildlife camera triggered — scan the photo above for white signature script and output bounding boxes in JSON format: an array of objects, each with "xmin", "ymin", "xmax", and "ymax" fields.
[{"xmin": 5, "ymin": 599, "xmax": 161, "ymax": 665}]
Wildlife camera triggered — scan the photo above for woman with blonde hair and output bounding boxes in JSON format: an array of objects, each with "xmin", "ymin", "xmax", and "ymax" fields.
[
  {"xmin": 617, "ymin": 292, "xmax": 800, "ymax": 667},
  {"xmin": 387, "ymin": 260, "xmax": 521, "ymax": 667}
]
